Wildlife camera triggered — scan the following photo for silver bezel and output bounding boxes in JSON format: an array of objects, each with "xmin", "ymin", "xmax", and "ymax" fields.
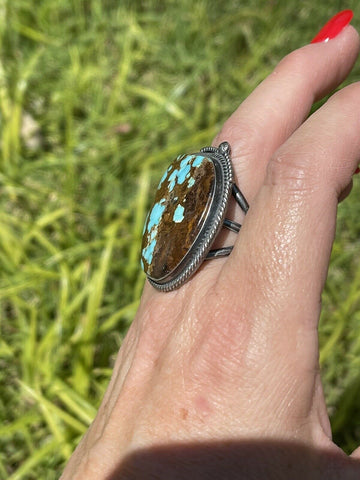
[{"xmin": 147, "ymin": 143, "xmax": 233, "ymax": 291}]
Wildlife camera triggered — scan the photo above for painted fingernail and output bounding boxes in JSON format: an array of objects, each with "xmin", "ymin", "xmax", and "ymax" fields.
[
  {"xmin": 311, "ymin": 10, "xmax": 353, "ymax": 44},
  {"xmin": 354, "ymin": 167, "xmax": 360, "ymax": 175}
]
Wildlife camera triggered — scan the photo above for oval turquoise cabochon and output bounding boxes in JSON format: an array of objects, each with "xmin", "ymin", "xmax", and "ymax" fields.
[{"xmin": 141, "ymin": 154, "xmax": 215, "ymax": 281}]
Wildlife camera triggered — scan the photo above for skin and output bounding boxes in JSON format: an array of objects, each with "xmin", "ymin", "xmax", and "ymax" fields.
[{"xmin": 62, "ymin": 25, "xmax": 360, "ymax": 479}]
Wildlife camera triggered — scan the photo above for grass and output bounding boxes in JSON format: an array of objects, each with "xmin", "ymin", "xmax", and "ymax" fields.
[{"xmin": 0, "ymin": 0, "xmax": 360, "ymax": 477}]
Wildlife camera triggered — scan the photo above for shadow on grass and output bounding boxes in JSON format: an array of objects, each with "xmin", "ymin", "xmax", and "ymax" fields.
[{"xmin": 106, "ymin": 439, "xmax": 360, "ymax": 480}]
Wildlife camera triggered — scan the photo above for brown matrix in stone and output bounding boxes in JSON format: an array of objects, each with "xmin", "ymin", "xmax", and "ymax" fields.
[{"xmin": 141, "ymin": 154, "xmax": 215, "ymax": 281}]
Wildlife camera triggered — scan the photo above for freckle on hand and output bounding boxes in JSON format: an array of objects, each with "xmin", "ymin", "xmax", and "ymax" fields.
[{"xmin": 180, "ymin": 408, "xmax": 189, "ymax": 420}]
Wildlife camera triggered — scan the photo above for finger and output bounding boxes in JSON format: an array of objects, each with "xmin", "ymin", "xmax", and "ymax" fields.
[
  {"xmin": 216, "ymin": 83, "xmax": 360, "ymax": 438},
  {"xmin": 215, "ymin": 26, "xmax": 360, "ymax": 206},
  {"xmin": 219, "ymin": 84, "xmax": 360, "ymax": 426}
]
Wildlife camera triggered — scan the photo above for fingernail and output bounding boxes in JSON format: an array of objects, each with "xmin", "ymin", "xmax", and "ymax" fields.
[
  {"xmin": 311, "ymin": 10, "xmax": 353, "ymax": 44},
  {"xmin": 354, "ymin": 167, "xmax": 360, "ymax": 175}
]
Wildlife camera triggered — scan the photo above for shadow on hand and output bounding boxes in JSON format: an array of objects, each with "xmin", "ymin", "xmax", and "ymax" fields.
[{"xmin": 107, "ymin": 439, "xmax": 360, "ymax": 480}]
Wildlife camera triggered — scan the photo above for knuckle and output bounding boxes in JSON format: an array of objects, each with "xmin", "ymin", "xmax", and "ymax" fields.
[
  {"xmin": 266, "ymin": 147, "xmax": 324, "ymax": 194},
  {"xmin": 267, "ymin": 151, "xmax": 309, "ymax": 192}
]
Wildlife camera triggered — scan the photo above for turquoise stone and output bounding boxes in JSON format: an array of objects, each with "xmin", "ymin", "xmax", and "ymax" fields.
[{"xmin": 141, "ymin": 154, "xmax": 215, "ymax": 281}]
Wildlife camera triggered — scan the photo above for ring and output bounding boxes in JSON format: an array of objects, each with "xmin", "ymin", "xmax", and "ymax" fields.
[{"xmin": 140, "ymin": 141, "xmax": 249, "ymax": 291}]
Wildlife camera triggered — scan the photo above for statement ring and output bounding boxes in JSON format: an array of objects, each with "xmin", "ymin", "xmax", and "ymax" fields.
[{"xmin": 140, "ymin": 142, "xmax": 249, "ymax": 291}]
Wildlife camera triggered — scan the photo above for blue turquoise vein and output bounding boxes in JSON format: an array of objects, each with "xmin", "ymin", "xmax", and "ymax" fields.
[
  {"xmin": 142, "ymin": 199, "xmax": 166, "ymax": 265},
  {"xmin": 160, "ymin": 154, "xmax": 206, "ymax": 193},
  {"xmin": 173, "ymin": 204, "xmax": 184, "ymax": 223},
  {"xmin": 142, "ymin": 154, "xmax": 207, "ymax": 266}
]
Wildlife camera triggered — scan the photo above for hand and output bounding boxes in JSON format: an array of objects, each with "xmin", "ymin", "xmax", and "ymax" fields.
[{"xmin": 62, "ymin": 22, "xmax": 360, "ymax": 480}]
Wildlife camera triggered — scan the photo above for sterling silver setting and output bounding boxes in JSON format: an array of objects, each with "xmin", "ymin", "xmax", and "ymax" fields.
[{"xmin": 141, "ymin": 141, "xmax": 249, "ymax": 291}]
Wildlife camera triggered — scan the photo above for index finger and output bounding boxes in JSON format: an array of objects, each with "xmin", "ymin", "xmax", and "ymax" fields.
[{"xmin": 215, "ymin": 25, "xmax": 359, "ymax": 207}]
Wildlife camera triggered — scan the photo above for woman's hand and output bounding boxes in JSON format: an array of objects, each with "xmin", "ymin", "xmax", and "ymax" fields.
[{"xmin": 62, "ymin": 19, "xmax": 360, "ymax": 480}]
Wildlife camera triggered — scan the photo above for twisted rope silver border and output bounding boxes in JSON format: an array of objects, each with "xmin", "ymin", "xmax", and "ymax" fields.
[{"xmin": 148, "ymin": 142, "xmax": 233, "ymax": 292}]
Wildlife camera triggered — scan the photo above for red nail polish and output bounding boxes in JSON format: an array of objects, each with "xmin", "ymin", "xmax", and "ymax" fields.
[
  {"xmin": 311, "ymin": 10, "xmax": 353, "ymax": 44},
  {"xmin": 354, "ymin": 167, "xmax": 360, "ymax": 175}
]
